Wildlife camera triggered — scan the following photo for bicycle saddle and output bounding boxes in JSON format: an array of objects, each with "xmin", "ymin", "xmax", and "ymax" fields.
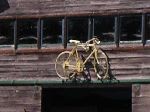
[{"xmin": 69, "ymin": 40, "xmax": 80, "ymax": 44}]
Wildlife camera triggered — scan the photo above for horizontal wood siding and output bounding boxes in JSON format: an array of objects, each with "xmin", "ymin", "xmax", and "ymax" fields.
[
  {"xmin": 0, "ymin": 54, "xmax": 58, "ymax": 80},
  {"xmin": 0, "ymin": 47, "xmax": 149, "ymax": 81},
  {"xmin": 0, "ymin": 86, "xmax": 41, "ymax": 112},
  {"xmin": 0, "ymin": 0, "xmax": 150, "ymax": 18},
  {"xmin": 108, "ymin": 48, "xmax": 150, "ymax": 80},
  {"xmin": 132, "ymin": 84, "xmax": 150, "ymax": 112}
]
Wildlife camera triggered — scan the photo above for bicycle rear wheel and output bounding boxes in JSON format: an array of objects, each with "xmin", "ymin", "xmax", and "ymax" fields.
[
  {"xmin": 55, "ymin": 51, "xmax": 76, "ymax": 80},
  {"xmin": 96, "ymin": 49, "xmax": 109, "ymax": 79}
]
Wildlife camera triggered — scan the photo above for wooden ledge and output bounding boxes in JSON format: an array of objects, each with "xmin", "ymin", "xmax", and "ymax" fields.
[
  {"xmin": 0, "ymin": 44, "xmax": 150, "ymax": 55},
  {"xmin": 0, "ymin": 79, "xmax": 149, "ymax": 86}
]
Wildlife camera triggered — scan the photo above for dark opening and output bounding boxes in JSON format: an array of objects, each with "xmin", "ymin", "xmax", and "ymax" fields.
[
  {"xmin": 0, "ymin": 20, "xmax": 14, "ymax": 47},
  {"xmin": 94, "ymin": 16, "xmax": 115, "ymax": 43},
  {"xmin": 42, "ymin": 18, "xmax": 62, "ymax": 46},
  {"xmin": 120, "ymin": 15, "xmax": 142, "ymax": 42},
  {"xmin": 17, "ymin": 19, "xmax": 38, "ymax": 48},
  {"xmin": 68, "ymin": 17, "xmax": 88, "ymax": 43},
  {"xmin": 42, "ymin": 86, "xmax": 131, "ymax": 112}
]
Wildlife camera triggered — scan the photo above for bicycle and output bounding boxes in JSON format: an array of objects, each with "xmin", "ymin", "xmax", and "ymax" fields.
[{"xmin": 55, "ymin": 37, "xmax": 109, "ymax": 80}]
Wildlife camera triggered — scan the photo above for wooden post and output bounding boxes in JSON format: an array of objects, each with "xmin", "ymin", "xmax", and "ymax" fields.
[
  {"xmin": 92, "ymin": 18, "xmax": 95, "ymax": 37},
  {"xmin": 142, "ymin": 13, "xmax": 146, "ymax": 46},
  {"xmin": 115, "ymin": 16, "xmax": 120, "ymax": 47},
  {"xmin": 62, "ymin": 17, "xmax": 67, "ymax": 48},
  {"xmin": 37, "ymin": 18, "xmax": 41, "ymax": 49},
  {"xmin": 40, "ymin": 19, "xmax": 44, "ymax": 48},
  {"xmin": 14, "ymin": 19, "xmax": 17, "ymax": 50},
  {"xmin": 88, "ymin": 17, "xmax": 94, "ymax": 39}
]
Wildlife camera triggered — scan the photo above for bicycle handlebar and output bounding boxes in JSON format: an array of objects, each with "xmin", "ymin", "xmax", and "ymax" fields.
[
  {"xmin": 69, "ymin": 37, "xmax": 100, "ymax": 49},
  {"xmin": 86, "ymin": 37, "xmax": 100, "ymax": 45},
  {"xmin": 79, "ymin": 37, "xmax": 100, "ymax": 51}
]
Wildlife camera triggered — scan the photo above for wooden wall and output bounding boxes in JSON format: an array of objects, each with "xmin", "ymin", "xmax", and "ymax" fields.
[
  {"xmin": 0, "ymin": 1, "xmax": 150, "ymax": 112},
  {"xmin": 132, "ymin": 84, "xmax": 150, "ymax": 112},
  {"xmin": 107, "ymin": 47, "xmax": 150, "ymax": 80},
  {"xmin": 0, "ymin": 52, "xmax": 58, "ymax": 80},
  {"xmin": 0, "ymin": 46, "xmax": 150, "ymax": 81},
  {"xmin": 0, "ymin": 0, "xmax": 150, "ymax": 18},
  {"xmin": 0, "ymin": 84, "xmax": 150, "ymax": 112},
  {"xmin": 0, "ymin": 86, "xmax": 41, "ymax": 112}
]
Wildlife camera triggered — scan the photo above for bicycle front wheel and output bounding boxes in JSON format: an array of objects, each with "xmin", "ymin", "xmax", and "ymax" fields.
[
  {"xmin": 96, "ymin": 49, "xmax": 109, "ymax": 79},
  {"xmin": 55, "ymin": 51, "xmax": 76, "ymax": 80}
]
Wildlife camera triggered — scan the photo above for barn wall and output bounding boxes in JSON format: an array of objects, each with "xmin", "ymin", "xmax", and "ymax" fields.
[
  {"xmin": 0, "ymin": 0, "xmax": 150, "ymax": 18},
  {"xmin": 107, "ymin": 47, "xmax": 150, "ymax": 80},
  {"xmin": 132, "ymin": 84, "xmax": 150, "ymax": 112},
  {"xmin": 0, "ymin": 52, "xmax": 58, "ymax": 80},
  {"xmin": 0, "ymin": 86, "xmax": 41, "ymax": 112},
  {"xmin": 0, "ymin": 46, "xmax": 149, "ymax": 81}
]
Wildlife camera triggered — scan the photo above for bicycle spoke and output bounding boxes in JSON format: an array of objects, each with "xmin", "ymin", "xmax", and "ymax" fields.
[
  {"xmin": 55, "ymin": 37, "xmax": 109, "ymax": 80},
  {"xmin": 96, "ymin": 50, "xmax": 109, "ymax": 79},
  {"xmin": 55, "ymin": 51, "xmax": 77, "ymax": 80}
]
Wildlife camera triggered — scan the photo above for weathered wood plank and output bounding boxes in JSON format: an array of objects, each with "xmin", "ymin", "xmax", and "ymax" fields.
[
  {"xmin": 0, "ymin": 47, "xmax": 149, "ymax": 80},
  {"xmin": 1, "ymin": 0, "xmax": 150, "ymax": 18},
  {"xmin": 132, "ymin": 84, "xmax": 150, "ymax": 112},
  {"xmin": 0, "ymin": 86, "xmax": 41, "ymax": 112}
]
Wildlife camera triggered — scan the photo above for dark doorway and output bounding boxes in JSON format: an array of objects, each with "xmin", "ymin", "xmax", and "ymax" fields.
[{"xmin": 42, "ymin": 86, "xmax": 131, "ymax": 112}]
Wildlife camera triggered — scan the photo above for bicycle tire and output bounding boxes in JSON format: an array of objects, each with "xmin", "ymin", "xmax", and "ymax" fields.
[
  {"xmin": 96, "ymin": 49, "xmax": 109, "ymax": 79},
  {"xmin": 55, "ymin": 51, "xmax": 76, "ymax": 80}
]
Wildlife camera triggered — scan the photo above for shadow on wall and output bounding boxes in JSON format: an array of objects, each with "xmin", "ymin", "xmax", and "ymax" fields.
[{"xmin": 0, "ymin": 0, "xmax": 10, "ymax": 13}]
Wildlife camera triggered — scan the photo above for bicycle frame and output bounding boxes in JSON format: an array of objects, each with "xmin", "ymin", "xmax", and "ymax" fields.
[
  {"xmin": 55, "ymin": 37, "xmax": 109, "ymax": 80},
  {"xmin": 66, "ymin": 43, "xmax": 99, "ymax": 74}
]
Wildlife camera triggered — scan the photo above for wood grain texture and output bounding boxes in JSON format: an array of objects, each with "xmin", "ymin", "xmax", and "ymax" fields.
[
  {"xmin": 108, "ymin": 49, "xmax": 150, "ymax": 80},
  {"xmin": 0, "ymin": 0, "xmax": 150, "ymax": 18},
  {"xmin": 132, "ymin": 84, "xmax": 150, "ymax": 112},
  {"xmin": 0, "ymin": 86, "xmax": 41, "ymax": 112},
  {"xmin": 0, "ymin": 46, "xmax": 149, "ymax": 81}
]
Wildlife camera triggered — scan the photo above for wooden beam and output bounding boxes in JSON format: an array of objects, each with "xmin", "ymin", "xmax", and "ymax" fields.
[{"xmin": 0, "ymin": 79, "xmax": 149, "ymax": 86}]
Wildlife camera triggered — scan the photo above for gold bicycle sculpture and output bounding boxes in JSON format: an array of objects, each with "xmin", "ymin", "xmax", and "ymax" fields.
[{"xmin": 55, "ymin": 37, "xmax": 109, "ymax": 81}]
